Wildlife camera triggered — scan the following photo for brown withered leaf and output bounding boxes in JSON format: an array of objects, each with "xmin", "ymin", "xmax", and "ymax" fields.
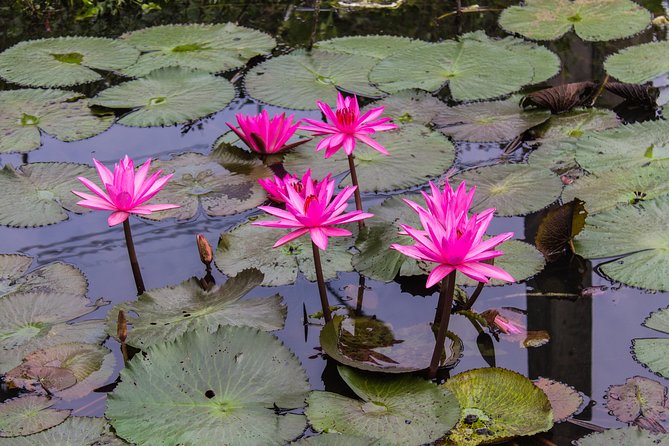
[
  {"xmin": 605, "ymin": 82, "xmax": 660, "ymax": 107},
  {"xmin": 535, "ymin": 199, "xmax": 587, "ymax": 261},
  {"xmin": 521, "ymin": 82, "xmax": 598, "ymax": 114},
  {"xmin": 606, "ymin": 376, "xmax": 669, "ymax": 433}
]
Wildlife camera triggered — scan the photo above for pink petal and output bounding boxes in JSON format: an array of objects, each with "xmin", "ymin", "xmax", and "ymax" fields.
[
  {"xmin": 309, "ymin": 227, "xmax": 329, "ymax": 250},
  {"xmin": 426, "ymin": 264, "xmax": 455, "ymax": 288},
  {"xmin": 108, "ymin": 211, "xmax": 129, "ymax": 226},
  {"xmin": 273, "ymin": 228, "xmax": 309, "ymax": 247},
  {"xmin": 355, "ymin": 134, "xmax": 389, "ymax": 155}
]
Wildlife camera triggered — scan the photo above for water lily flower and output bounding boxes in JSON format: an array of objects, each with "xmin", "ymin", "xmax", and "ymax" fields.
[
  {"xmin": 258, "ymin": 170, "xmax": 328, "ymax": 204},
  {"xmin": 299, "ymin": 92, "xmax": 397, "ymax": 159},
  {"xmin": 72, "ymin": 155, "xmax": 179, "ymax": 227},
  {"xmin": 226, "ymin": 110, "xmax": 309, "ymax": 155}
]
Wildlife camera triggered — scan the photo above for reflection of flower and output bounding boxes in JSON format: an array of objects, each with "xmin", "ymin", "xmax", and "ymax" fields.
[
  {"xmin": 258, "ymin": 170, "xmax": 325, "ymax": 204},
  {"xmin": 391, "ymin": 180, "xmax": 514, "ymax": 287},
  {"xmin": 226, "ymin": 110, "xmax": 308, "ymax": 155},
  {"xmin": 492, "ymin": 314, "xmax": 524, "ymax": 335},
  {"xmin": 254, "ymin": 171, "xmax": 373, "ymax": 250},
  {"xmin": 73, "ymin": 155, "xmax": 179, "ymax": 226},
  {"xmin": 299, "ymin": 92, "xmax": 397, "ymax": 158}
]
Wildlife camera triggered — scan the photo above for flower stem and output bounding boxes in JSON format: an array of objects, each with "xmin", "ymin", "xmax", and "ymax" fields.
[
  {"xmin": 312, "ymin": 241, "xmax": 332, "ymax": 323},
  {"xmin": 347, "ymin": 154, "xmax": 365, "ymax": 230},
  {"xmin": 123, "ymin": 219, "xmax": 145, "ymax": 295},
  {"xmin": 428, "ymin": 271, "xmax": 456, "ymax": 379},
  {"xmin": 462, "ymin": 281, "xmax": 485, "ymax": 310}
]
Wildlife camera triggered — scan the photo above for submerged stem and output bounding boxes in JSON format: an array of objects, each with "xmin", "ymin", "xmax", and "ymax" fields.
[
  {"xmin": 347, "ymin": 154, "xmax": 365, "ymax": 230},
  {"xmin": 123, "ymin": 219, "xmax": 146, "ymax": 295},
  {"xmin": 428, "ymin": 271, "xmax": 456, "ymax": 379},
  {"xmin": 312, "ymin": 241, "xmax": 332, "ymax": 323}
]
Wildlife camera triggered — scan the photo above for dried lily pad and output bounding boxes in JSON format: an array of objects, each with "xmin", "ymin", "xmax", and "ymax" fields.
[
  {"xmin": 534, "ymin": 377, "xmax": 583, "ymax": 423},
  {"xmin": 107, "ymin": 326, "xmax": 310, "ymax": 446},
  {"xmin": 605, "ymin": 82, "xmax": 660, "ymax": 107},
  {"xmin": 521, "ymin": 82, "xmax": 597, "ymax": 114},
  {"xmin": 0, "ymin": 417, "xmax": 125, "ymax": 446},
  {"xmin": 314, "ymin": 35, "xmax": 428, "ymax": 59},
  {"xmin": 121, "ymin": 23, "xmax": 276, "ymax": 77},
  {"xmin": 320, "ymin": 316, "xmax": 462, "ymax": 373},
  {"xmin": 605, "ymin": 41, "xmax": 669, "ymax": 84},
  {"xmin": 306, "ymin": 366, "xmax": 460, "ymax": 446},
  {"xmin": 106, "ymin": 270, "xmax": 286, "ymax": 349},
  {"xmin": 434, "ymin": 98, "xmax": 551, "ymax": 142},
  {"xmin": 535, "ymin": 199, "xmax": 588, "ymax": 261},
  {"xmin": 0, "ymin": 162, "xmax": 95, "ymax": 227},
  {"xmin": 575, "ymin": 427, "xmax": 669, "ymax": 445},
  {"xmin": 0, "ymin": 37, "xmax": 139, "ymax": 87},
  {"xmin": 142, "ymin": 151, "xmax": 271, "ymax": 220},
  {"xmin": 90, "ymin": 67, "xmax": 234, "ymax": 127},
  {"xmin": 606, "ymin": 376, "xmax": 669, "ymax": 432},
  {"xmin": 363, "ymin": 90, "xmax": 444, "ymax": 128},
  {"xmin": 0, "ymin": 395, "xmax": 70, "ymax": 437},
  {"xmin": 633, "ymin": 307, "xmax": 669, "ymax": 379},
  {"xmin": 216, "ymin": 217, "xmax": 355, "ymax": 286},
  {"xmin": 0, "ymin": 89, "xmax": 113, "ymax": 154},
  {"xmin": 499, "ymin": 0, "xmax": 651, "ymax": 41},
  {"xmin": 0, "ymin": 256, "xmax": 87, "ymax": 300},
  {"xmin": 245, "ymin": 50, "xmax": 383, "ymax": 110},
  {"xmin": 451, "ymin": 164, "xmax": 564, "ymax": 216},
  {"xmin": 443, "ymin": 368, "xmax": 553, "ymax": 445}
]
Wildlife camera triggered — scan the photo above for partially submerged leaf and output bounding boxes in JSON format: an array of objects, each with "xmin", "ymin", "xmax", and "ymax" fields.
[
  {"xmin": 0, "ymin": 395, "xmax": 70, "ymax": 437},
  {"xmin": 314, "ymin": 35, "xmax": 427, "ymax": 59},
  {"xmin": 606, "ymin": 376, "xmax": 669, "ymax": 433},
  {"xmin": 575, "ymin": 427, "xmax": 669, "ymax": 445},
  {"xmin": 605, "ymin": 82, "xmax": 660, "ymax": 107},
  {"xmin": 521, "ymin": 82, "xmax": 597, "ymax": 114},
  {"xmin": 605, "ymin": 41, "xmax": 669, "ymax": 84},
  {"xmin": 633, "ymin": 307, "xmax": 669, "ymax": 379},
  {"xmin": 0, "ymin": 417, "xmax": 125, "ymax": 446},
  {"xmin": 535, "ymin": 200, "xmax": 588, "ymax": 261},
  {"xmin": 534, "ymin": 377, "xmax": 584, "ymax": 423}
]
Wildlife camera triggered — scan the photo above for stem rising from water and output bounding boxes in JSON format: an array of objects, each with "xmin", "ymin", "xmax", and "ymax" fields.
[
  {"xmin": 312, "ymin": 241, "xmax": 332, "ymax": 323},
  {"xmin": 428, "ymin": 271, "xmax": 456, "ymax": 379},
  {"xmin": 123, "ymin": 219, "xmax": 146, "ymax": 295}
]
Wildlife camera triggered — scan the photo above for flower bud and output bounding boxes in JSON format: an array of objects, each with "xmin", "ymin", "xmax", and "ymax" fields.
[
  {"xmin": 196, "ymin": 234, "xmax": 213, "ymax": 265},
  {"xmin": 117, "ymin": 310, "xmax": 128, "ymax": 343}
]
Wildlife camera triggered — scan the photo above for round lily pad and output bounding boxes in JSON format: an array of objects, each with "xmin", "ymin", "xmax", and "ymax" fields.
[
  {"xmin": 142, "ymin": 151, "xmax": 271, "ymax": 220},
  {"xmin": 498, "ymin": 34, "xmax": 561, "ymax": 84},
  {"xmin": 533, "ymin": 108, "xmax": 620, "ymax": 141},
  {"xmin": 314, "ymin": 35, "xmax": 428, "ymax": 59},
  {"xmin": 574, "ymin": 196, "xmax": 669, "ymax": 291},
  {"xmin": 292, "ymin": 434, "xmax": 379, "ymax": 445},
  {"xmin": 451, "ymin": 164, "xmax": 564, "ymax": 216},
  {"xmin": 606, "ymin": 376, "xmax": 669, "ymax": 428},
  {"xmin": 633, "ymin": 307, "xmax": 669, "ymax": 379},
  {"xmin": 434, "ymin": 98, "xmax": 551, "ymax": 142},
  {"xmin": 245, "ymin": 50, "xmax": 383, "ymax": 110},
  {"xmin": 362, "ymin": 90, "xmax": 444, "ymax": 128},
  {"xmin": 107, "ymin": 326, "xmax": 310, "ymax": 446},
  {"xmin": 121, "ymin": 23, "xmax": 276, "ymax": 77},
  {"xmin": 306, "ymin": 366, "xmax": 460, "ymax": 446},
  {"xmin": 443, "ymin": 368, "xmax": 553, "ymax": 445},
  {"xmin": 0, "ymin": 256, "xmax": 87, "ymax": 300},
  {"xmin": 534, "ymin": 377, "xmax": 583, "ymax": 423},
  {"xmin": 0, "ymin": 162, "xmax": 96, "ymax": 227},
  {"xmin": 0, "ymin": 417, "xmax": 125, "ymax": 446},
  {"xmin": 605, "ymin": 41, "xmax": 669, "ymax": 84},
  {"xmin": 0, "ymin": 88, "xmax": 113, "ymax": 154},
  {"xmin": 106, "ymin": 269, "xmax": 286, "ymax": 349},
  {"xmin": 0, "ymin": 395, "xmax": 70, "ymax": 437},
  {"xmin": 0, "ymin": 254, "xmax": 32, "ymax": 281},
  {"xmin": 499, "ymin": 0, "xmax": 651, "ymax": 42},
  {"xmin": 284, "ymin": 124, "xmax": 455, "ymax": 193},
  {"xmin": 90, "ymin": 67, "xmax": 235, "ymax": 127},
  {"xmin": 0, "ymin": 37, "xmax": 139, "ymax": 87},
  {"xmin": 216, "ymin": 217, "xmax": 355, "ymax": 287},
  {"xmin": 575, "ymin": 427, "xmax": 669, "ymax": 445}
]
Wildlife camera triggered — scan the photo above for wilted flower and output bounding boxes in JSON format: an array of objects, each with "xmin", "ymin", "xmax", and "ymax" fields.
[{"xmin": 226, "ymin": 110, "xmax": 309, "ymax": 155}]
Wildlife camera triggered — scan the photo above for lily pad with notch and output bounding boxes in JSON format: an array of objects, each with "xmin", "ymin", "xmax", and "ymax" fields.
[
  {"xmin": 534, "ymin": 377, "xmax": 584, "ymax": 423},
  {"xmin": 633, "ymin": 307, "xmax": 669, "ymax": 379},
  {"xmin": 0, "ymin": 254, "xmax": 87, "ymax": 300},
  {"xmin": 605, "ymin": 41, "xmax": 669, "ymax": 84},
  {"xmin": 0, "ymin": 395, "xmax": 70, "ymax": 438},
  {"xmin": 0, "ymin": 417, "xmax": 125, "ymax": 446},
  {"xmin": 575, "ymin": 427, "xmax": 669, "ymax": 445},
  {"xmin": 106, "ymin": 325, "xmax": 310, "ymax": 446},
  {"xmin": 314, "ymin": 35, "xmax": 428, "ymax": 59},
  {"xmin": 606, "ymin": 376, "xmax": 669, "ymax": 432}
]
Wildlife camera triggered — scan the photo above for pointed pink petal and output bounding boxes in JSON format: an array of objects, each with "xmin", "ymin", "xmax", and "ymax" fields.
[
  {"xmin": 426, "ymin": 264, "xmax": 455, "ymax": 288},
  {"xmin": 272, "ymin": 228, "xmax": 309, "ymax": 247},
  {"xmin": 108, "ymin": 211, "xmax": 129, "ymax": 226},
  {"xmin": 310, "ymin": 227, "xmax": 329, "ymax": 250}
]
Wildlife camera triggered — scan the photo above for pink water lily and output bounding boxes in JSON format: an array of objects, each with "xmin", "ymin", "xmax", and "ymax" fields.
[
  {"xmin": 391, "ymin": 181, "xmax": 514, "ymax": 288},
  {"xmin": 258, "ymin": 170, "xmax": 328, "ymax": 204},
  {"xmin": 72, "ymin": 155, "xmax": 179, "ymax": 226},
  {"xmin": 227, "ymin": 110, "xmax": 309, "ymax": 155},
  {"xmin": 299, "ymin": 92, "xmax": 397, "ymax": 159},
  {"xmin": 253, "ymin": 171, "xmax": 373, "ymax": 250}
]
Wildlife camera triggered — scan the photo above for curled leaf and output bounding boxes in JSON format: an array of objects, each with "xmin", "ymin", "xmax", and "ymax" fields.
[
  {"xmin": 521, "ymin": 82, "xmax": 598, "ymax": 113},
  {"xmin": 605, "ymin": 82, "xmax": 659, "ymax": 107}
]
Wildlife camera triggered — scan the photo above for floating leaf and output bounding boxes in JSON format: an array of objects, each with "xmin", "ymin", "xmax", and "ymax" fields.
[
  {"xmin": 0, "ymin": 162, "xmax": 95, "ymax": 227},
  {"xmin": 283, "ymin": 125, "xmax": 455, "ymax": 192},
  {"xmin": 633, "ymin": 307, "xmax": 669, "ymax": 379},
  {"xmin": 0, "ymin": 254, "xmax": 32, "ymax": 281},
  {"xmin": 605, "ymin": 41, "xmax": 669, "ymax": 84},
  {"xmin": 106, "ymin": 270, "xmax": 286, "ymax": 349},
  {"xmin": 499, "ymin": 0, "xmax": 651, "ymax": 41},
  {"xmin": 107, "ymin": 326, "xmax": 310, "ymax": 446},
  {"xmin": 521, "ymin": 82, "xmax": 597, "ymax": 113},
  {"xmin": 535, "ymin": 200, "xmax": 588, "ymax": 260},
  {"xmin": 532, "ymin": 107, "xmax": 620, "ymax": 141},
  {"xmin": 363, "ymin": 90, "xmax": 444, "ymax": 128},
  {"xmin": 0, "ymin": 395, "xmax": 70, "ymax": 437},
  {"xmin": 574, "ymin": 196, "xmax": 669, "ymax": 291},
  {"xmin": 451, "ymin": 164, "xmax": 564, "ymax": 216},
  {"xmin": 121, "ymin": 23, "xmax": 276, "ymax": 77},
  {"xmin": 216, "ymin": 217, "xmax": 355, "ymax": 286},
  {"xmin": 314, "ymin": 35, "xmax": 427, "ymax": 59},
  {"xmin": 605, "ymin": 82, "xmax": 660, "ymax": 107},
  {"xmin": 606, "ymin": 376, "xmax": 669, "ymax": 432},
  {"xmin": 0, "ymin": 257, "xmax": 87, "ymax": 300},
  {"xmin": 306, "ymin": 366, "xmax": 460, "ymax": 446},
  {"xmin": 534, "ymin": 377, "xmax": 584, "ymax": 423},
  {"xmin": 575, "ymin": 427, "xmax": 669, "ymax": 445},
  {"xmin": 496, "ymin": 34, "xmax": 561, "ymax": 84},
  {"xmin": 90, "ymin": 67, "xmax": 234, "ymax": 127},
  {"xmin": 0, "ymin": 89, "xmax": 113, "ymax": 154},
  {"xmin": 0, "ymin": 37, "xmax": 139, "ymax": 87},
  {"xmin": 443, "ymin": 368, "xmax": 553, "ymax": 445},
  {"xmin": 292, "ymin": 434, "xmax": 379, "ymax": 445},
  {"xmin": 0, "ymin": 417, "xmax": 125, "ymax": 446},
  {"xmin": 434, "ymin": 98, "xmax": 551, "ymax": 142},
  {"xmin": 245, "ymin": 50, "xmax": 383, "ymax": 110}
]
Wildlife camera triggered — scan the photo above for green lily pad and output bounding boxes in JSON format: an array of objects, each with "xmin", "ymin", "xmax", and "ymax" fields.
[
  {"xmin": 527, "ymin": 139, "xmax": 580, "ymax": 176},
  {"xmin": 0, "ymin": 162, "xmax": 96, "ymax": 227},
  {"xmin": 499, "ymin": 0, "xmax": 651, "ymax": 41},
  {"xmin": 292, "ymin": 434, "xmax": 379, "ymax": 445},
  {"xmin": 370, "ymin": 33, "xmax": 557, "ymax": 101},
  {"xmin": 0, "ymin": 395, "xmax": 70, "ymax": 437},
  {"xmin": 362, "ymin": 90, "xmax": 444, "ymax": 128},
  {"xmin": 283, "ymin": 124, "xmax": 455, "ymax": 193},
  {"xmin": 216, "ymin": 217, "xmax": 355, "ymax": 287},
  {"xmin": 306, "ymin": 366, "xmax": 460, "ymax": 446},
  {"xmin": 0, "ymin": 37, "xmax": 139, "ymax": 87},
  {"xmin": 605, "ymin": 41, "xmax": 669, "ymax": 84},
  {"xmin": 606, "ymin": 376, "xmax": 669, "ymax": 430},
  {"xmin": 245, "ymin": 50, "xmax": 383, "ymax": 110},
  {"xmin": 434, "ymin": 98, "xmax": 551, "ymax": 142},
  {"xmin": 0, "ymin": 256, "xmax": 87, "ymax": 300},
  {"xmin": 0, "ymin": 89, "xmax": 113, "ymax": 154},
  {"xmin": 106, "ymin": 270, "xmax": 286, "ymax": 349},
  {"xmin": 533, "ymin": 108, "xmax": 621, "ymax": 141},
  {"xmin": 573, "ymin": 196, "xmax": 669, "ymax": 291},
  {"xmin": 443, "ymin": 368, "xmax": 553, "ymax": 445},
  {"xmin": 7, "ymin": 343, "xmax": 115, "ymax": 401},
  {"xmin": 90, "ymin": 67, "xmax": 234, "ymax": 127},
  {"xmin": 121, "ymin": 23, "xmax": 276, "ymax": 77},
  {"xmin": 562, "ymin": 164, "xmax": 669, "ymax": 214},
  {"xmin": 107, "ymin": 326, "xmax": 310, "ymax": 446},
  {"xmin": 314, "ymin": 35, "xmax": 428, "ymax": 59},
  {"xmin": 633, "ymin": 307, "xmax": 669, "ymax": 379},
  {"xmin": 451, "ymin": 164, "xmax": 564, "ymax": 216},
  {"xmin": 498, "ymin": 34, "xmax": 561, "ymax": 84},
  {"xmin": 320, "ymin": 316, "xmax": 463, "ymax": 373},
  {"xmin": 0, "ymin": 417, "xmax": 125, "ymax": 446},
  {"xmin": 534, "ymin": 378, "xmax": 584, "ymax": 423},
  {"xmin": 575, "ymin": 427, "xmax": 669, "ymax": 445},
  {"xmin": 142, "ymin": 151, "xmax": 271, "ymax": 220}
]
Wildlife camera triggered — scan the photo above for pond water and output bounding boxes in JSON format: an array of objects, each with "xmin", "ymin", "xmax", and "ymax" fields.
[{"xmin": 1, "ymin": 1, "xmax": 669, "ymax": 445}]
